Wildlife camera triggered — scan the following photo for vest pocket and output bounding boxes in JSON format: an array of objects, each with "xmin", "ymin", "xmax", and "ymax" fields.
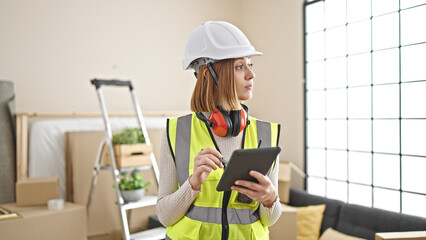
[
  {"xmin": 251, "ymin": 220, "xmax": 269, "ymax": 240},
  {"xmin": 167, "ymin": 216, "xmax": 202, "ymax": 240}
]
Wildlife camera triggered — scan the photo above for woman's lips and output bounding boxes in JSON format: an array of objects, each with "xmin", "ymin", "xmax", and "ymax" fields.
[{"xmin": 246, "ymin": 83, "xmax": 253, "ymax": 90}]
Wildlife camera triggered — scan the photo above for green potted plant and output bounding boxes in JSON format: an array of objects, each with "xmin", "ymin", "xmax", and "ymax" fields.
[
  {"xmin": 116, "ymin": 169, "xmax": 152, "ymax": 202},
  {"xmin": 112, "ymin": 128, "xmax": 145, "ymax": 145}
]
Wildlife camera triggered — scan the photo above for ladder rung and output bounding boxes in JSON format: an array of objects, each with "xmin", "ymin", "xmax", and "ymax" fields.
[
  {"xmin": 121, "ymin": 195, "xmax": 157, "ymax": 210},
  {"xmin": 130, "ymin": 227, "xmax": 166, "ymax": 240}
]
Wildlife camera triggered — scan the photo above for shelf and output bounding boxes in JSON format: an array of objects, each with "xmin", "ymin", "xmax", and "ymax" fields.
[
  {"xmin": 100, "ymin": 164, "xmax": 152, "ymax": 172},
  {"xmin": 130, "ymin": 227, "xmax": 166, "ymax": 240},
  {"xmin": 121, "ymin": 195, "xmax": 157, "ymax": 210}
]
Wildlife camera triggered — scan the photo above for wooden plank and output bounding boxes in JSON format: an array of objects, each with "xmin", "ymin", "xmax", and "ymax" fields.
[
  {"xmin": 15, "ymin": 113, "xmax": 28, "ymax": 181},
  {"xmin": 376, "ymin": 231, "xmax": 426, "ymax": 240},
  {"xmin": 19, "ymin": 111, "xmax": 188, "ymax": 118}
]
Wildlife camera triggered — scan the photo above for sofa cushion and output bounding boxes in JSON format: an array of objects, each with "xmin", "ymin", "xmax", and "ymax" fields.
[
  {"xmin": 336, "ymin": 203, "xmax": 426, "ymax": 240},
  {"xmin": 289, "ymin": 188, "xmax": 345, "ymax": 234},
  {"xmin": 319, "ymin": 228, "xmax": 366, "ymax": 240},
  {"xmin": 293, "ymin": 204, "xmax": 326, "ymax": 240}
]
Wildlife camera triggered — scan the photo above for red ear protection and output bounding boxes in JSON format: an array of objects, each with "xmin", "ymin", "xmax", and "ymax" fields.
[{"xmin": 196, "ymin": 105, "xmax": 249, "ymax": 137}]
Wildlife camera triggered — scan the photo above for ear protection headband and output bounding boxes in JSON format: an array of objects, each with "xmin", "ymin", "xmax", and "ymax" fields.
[{"xmin": 196, "ymin": 104, "xmax": 250, "ymax": 137}]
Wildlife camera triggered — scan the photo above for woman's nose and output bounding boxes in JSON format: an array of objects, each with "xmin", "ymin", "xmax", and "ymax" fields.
[{"xmin": 245, "ymin": 68, "xmax": 255, "ymax": 80}]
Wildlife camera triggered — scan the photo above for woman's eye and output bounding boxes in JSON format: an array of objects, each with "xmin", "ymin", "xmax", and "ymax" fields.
[
  {"xmin": 236, "ymin": 64, "xmax": 244, "ymax": 70},
  {"xmin": 248, "ymin": 63, "xmax": 253, "ymax": 69}
]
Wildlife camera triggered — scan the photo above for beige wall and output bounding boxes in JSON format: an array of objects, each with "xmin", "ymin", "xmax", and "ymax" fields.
[
  {"xmin": 242, "ymin": 0, "xmax": 305, "ymax": 189},
  {"xmin": 0, "ymin": 0, "xmax": 305, "ymax": 189}
]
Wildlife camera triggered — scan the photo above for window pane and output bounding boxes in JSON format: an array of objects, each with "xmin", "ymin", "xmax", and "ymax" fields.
[
  {"xmin": 306, "ymin": 1, "xmax": 325, "ymax": 33},
  {"xmin": 326, "ymin": 120, "xmax": 347, "ymax": 150},
  {"xmin": 307, "ymin": 61, "xmax": 325, "ymax": 90},
  {"xmin": 307, "ymin": 148, "xmax": 326, "ymax": 177},
  {"xmin": 325, "ymin": 0, "xmax": 346, "ymax": 28},
  {"xmin": 326, "ymin": 58, "xmax": 346, "ymax": 88},
  {"xmin": 326, "ymin": 89, "xmax": 347, "ymax": 119},
  {"xmin": 373, "ymin": 153, "xmax": 400, "ymax": 189},
  {"xmin": 401, "ymin": 0, "xmax": 426, "ymax": 9},
  {"xmin": 327, "ymin": 180, "xmax": 348, "ymax": 202},
  {"xmin": 348, "ymin": 86, "xmax": 371, "ymax": 118},
  {"xmin": 349, "ymin": 151, "xmax": 372, "ymax": 184},
  {"xmin": 402, "ymin": 156, "xmax": 426, "ymax": 194},
  {"xmin": 401, "ymin": 5, "xmax": 426, "ymax": 45},
  {"xmin": 373, "ymin": 120, "xmax": 400, "ymax": 154},
  {"xmin": 374, "ymin": 188, "xmax": 400, "ymax": 212},
  {"xmin": 401, "ymin": 82, "xmax": 426, "ymax": 118},
  {"xmin": 402, "ymin": 120, "xmax": 426, "ymax": 156},
  {"xmin": 372, "ymin": 0, "xmax": 399, "ymax": 16},
  {"xmin": 326, "ymin": 27, "xmax": 346, "ymax": 59},
  {"xmin": 372, "ymin": 13, "xmax": 399, "ymax": 50},
  {"xmin": 348, "ymin": 53, "xmax": 371, "ymax": 87},
  {"xmin": 373, "ymin": 48, "xmax": 399, "ymax": 84},
  {"xmin": 307, "ymin": 32, "xmax": 325, "ymax": 62},
  {"xmin": 347, "ymin": 0, "xmax": 371, "ymax": 22},
  {"xmin": 348, "ymin": 20, "xmax": 371, "ymax": 54},
  {"xmin": 401, "ymin": 43, "xmax": 426, "ymax": 82},
  {"xmin": 402, "ymin": 192, "xmax": 426, "ymax": 218},
  {"xmin": 307, "ymin": 177, "xmax": 326, "ymax": 197},
  {"xmin": 327, "ymin": 150, "xmax": 347, "ymax": 181},
  {"xmin": 349, "ymin": 184, "xmax": 372, "ymax": 207},
  {"xmin": 373, "ymin": 84, "xmax": 400, "ymax": 118},
  {"xmin": 307, "ymin": 120, "xmax": 326, "ymax": 148},
  {"xmin": 307, "ymin": 90, "xmax": 325, "ymax": 119},
  {"xmin": 348, "ymin": 120, "xmax": 372, "ymax": 151}
]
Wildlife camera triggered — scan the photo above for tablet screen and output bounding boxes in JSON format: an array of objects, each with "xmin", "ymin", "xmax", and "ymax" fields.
[{"xmin": 216, "ymin": 146, "xmax": 281, "ymax": 191}]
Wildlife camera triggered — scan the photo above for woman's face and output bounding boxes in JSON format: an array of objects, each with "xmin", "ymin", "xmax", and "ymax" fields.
[{"xmin": 234, "ymin": 57, "xmax": 255, "ymax": 101}]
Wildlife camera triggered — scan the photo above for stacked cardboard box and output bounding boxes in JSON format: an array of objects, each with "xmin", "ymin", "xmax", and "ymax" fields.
[
  {"xmin": 0, "ymin": 202, "xmax": 86, "ymax": 240},
  {"xmin": 278, "ymin": 161, "xmax": 291, "ymax": 203},
  {"xmin": 66, "ymin": 131, "xmax": 158, "ymax": 239},
  {"xmin": 16, "ymin": 177, "xmax": 60, "ymax": 206},
  {"xmin": 269, "ymin": 204, "xmax": 297, "ymax": 240}
]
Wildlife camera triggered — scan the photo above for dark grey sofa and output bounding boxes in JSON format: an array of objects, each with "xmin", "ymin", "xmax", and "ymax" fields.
[{"xmin": 289, "ymin": 188, "xmax": 426, "ymax": 240}]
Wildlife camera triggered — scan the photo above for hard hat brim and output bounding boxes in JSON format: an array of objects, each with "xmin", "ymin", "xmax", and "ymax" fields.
[{"xmin": 182, "ymin": 50, "xmax": 263, "ymax": 70}]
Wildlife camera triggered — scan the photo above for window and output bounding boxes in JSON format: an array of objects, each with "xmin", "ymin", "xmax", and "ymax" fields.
[{"xmin": 304, "ymin": 0, "xmax": 426, "ymax": 218}]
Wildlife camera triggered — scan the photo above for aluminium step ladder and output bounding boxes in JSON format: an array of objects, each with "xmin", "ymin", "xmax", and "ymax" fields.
[{"xmin": 87, "ymin": 79, "xmax": 166, "ymax": 240}]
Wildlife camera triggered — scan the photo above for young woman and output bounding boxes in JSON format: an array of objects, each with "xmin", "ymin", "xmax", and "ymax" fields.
[{"xmin": 156, "ymin": 21, "xmax": 282, "ymax": 240}]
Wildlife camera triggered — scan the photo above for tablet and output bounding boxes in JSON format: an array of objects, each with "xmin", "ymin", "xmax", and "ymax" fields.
[{"xmin": 216, "ymin": 146, "xmax": 281, "ymax": 191}]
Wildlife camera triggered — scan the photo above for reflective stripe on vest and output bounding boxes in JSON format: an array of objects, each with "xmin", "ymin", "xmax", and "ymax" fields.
[
  {"xmin": 166, "ymin": 113, "xmax": 280, "ymax": 239},
  {"xmin": 175, "ymin": 114, "xmax": 192, "ymax": 186},
  {"xmin": 186, "ymin": 205, "xmax": 259, "ymax": 225}
]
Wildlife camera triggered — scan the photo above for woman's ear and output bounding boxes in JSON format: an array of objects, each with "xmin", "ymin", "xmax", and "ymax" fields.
[{"xmin": 203, "ymin": 68, "xmax": 209, "ymax": 78}]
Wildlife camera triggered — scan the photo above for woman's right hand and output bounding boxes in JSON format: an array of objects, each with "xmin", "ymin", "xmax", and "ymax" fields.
[{"xmin": 189, "ymin": 147, "xmax": 223, "ymax": 190}]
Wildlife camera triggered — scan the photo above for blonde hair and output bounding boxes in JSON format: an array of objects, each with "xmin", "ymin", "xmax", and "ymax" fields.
[{"xmin": 190, "ymin": 59, "xmax": 241, "ymax": 112}]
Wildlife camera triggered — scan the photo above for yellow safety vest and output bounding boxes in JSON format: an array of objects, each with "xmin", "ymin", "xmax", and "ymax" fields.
[{"xmin": 166, "ymin": 113, "xmax": 280, "ymax": 240}]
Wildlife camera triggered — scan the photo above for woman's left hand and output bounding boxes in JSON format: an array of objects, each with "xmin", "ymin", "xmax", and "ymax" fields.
[{"xmin": 230, "ymin": 170, "xmax": 278, "ymax": 208}]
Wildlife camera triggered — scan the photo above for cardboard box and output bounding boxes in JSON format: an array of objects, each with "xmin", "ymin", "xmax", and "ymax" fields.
[
  {"xmin": 269, "ymin": 204, "xmax": 298, "ymax": 240},
  {"xmin": 16, "ymin": 177, "xmax": 60, "ymax": 206},
  {"xmin": 376, "ymin": 231, "xmax": 426, "ymax": 240},
  {"xmin": 0, "ymin": 202, "xmax": 87, "ymax": 240},
  {"xmin": 66, "ymin": 131, "xmax": 158, "ymax": 238},
  {"xmin": 278, "ymin": 161, "xmax": 291, "ymax": 203}
]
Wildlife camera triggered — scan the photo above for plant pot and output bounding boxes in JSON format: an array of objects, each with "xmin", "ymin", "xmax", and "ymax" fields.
[{"xmin": 120, "ymin": 188, "xmax": 145, "ymax": 202}]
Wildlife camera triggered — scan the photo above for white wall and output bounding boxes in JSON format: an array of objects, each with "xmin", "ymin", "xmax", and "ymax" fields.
[{"xmin": 0, "ymin": 0, "xmax": 305, "ymax": 189}]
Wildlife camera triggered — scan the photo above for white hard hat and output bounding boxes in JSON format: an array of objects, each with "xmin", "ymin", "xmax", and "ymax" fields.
[{"xmin": 182, "ymin": 21, "xmax": 263, "ymax": 74}]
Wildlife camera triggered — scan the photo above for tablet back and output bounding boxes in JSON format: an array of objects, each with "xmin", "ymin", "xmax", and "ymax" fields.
[{"xmin": 216, "ymin": 146, "xmax": 281, "ymax": 191}]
